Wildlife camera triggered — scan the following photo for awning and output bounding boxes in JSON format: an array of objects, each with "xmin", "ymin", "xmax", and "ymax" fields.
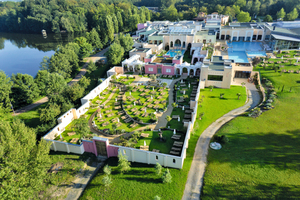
[{"xmin": 271, "ymin": 34, "xmax": 300, "ymax": 42}]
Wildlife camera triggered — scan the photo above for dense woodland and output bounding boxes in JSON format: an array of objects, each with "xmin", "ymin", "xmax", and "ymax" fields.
[{"xmin": 1, "ymin": 0, "xmax": 300, "ymax": 198}]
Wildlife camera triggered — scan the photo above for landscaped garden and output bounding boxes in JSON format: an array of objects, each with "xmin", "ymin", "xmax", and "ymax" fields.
[
  {"xmin": 201, "ymin": 57, "xmax": 300, "ymax": 199},
  {"xmin": 80, "ymin": 86, "xmax": 247, "ymax": 200}
]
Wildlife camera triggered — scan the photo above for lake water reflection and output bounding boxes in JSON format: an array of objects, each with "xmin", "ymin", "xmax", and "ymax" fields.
[{"xmin": 0, "ymin": 32, "xmax": 85, "ymax": 77}]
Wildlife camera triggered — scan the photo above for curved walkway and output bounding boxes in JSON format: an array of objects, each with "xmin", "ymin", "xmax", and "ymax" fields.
[
  {"xmin": 14, "ymin": 47, "xmax": 109, "ymax": 115},
  {"xmin": 182, "ymin": 84, "xmax": 261, "ymax": 200}
]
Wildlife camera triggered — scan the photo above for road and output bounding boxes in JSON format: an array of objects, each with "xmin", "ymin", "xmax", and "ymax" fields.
[{"xmin": 14, "ymin": 47, "xmax": 109, "ymax": 115}]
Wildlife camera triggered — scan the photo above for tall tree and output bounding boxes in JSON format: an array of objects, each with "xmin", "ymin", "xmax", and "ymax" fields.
[
  {"xmin": 112, "ymin": 14, "xmax": 119, "ymax": 33},
  {"xmin": 39, "ymin": 103, "xmax": 61, "ymax": 123},
  {"xmin": 116, "ymin": 11, "xmax": 123, "ymax": 32},
  {"xmin": 86, "ymin": 28, "xmax": 103, "ymax": 51},
  {"xmin": 237, "ymin": 11, "xmax": 251, "ymax": 22},
  {"xmin": 287, "ymin": 8, "xmax": 298, "ymax": 21},
  {"xmin": 105, "ymin": 15, "xmax": 115, "ymax": 42},
  {"xmin": 264, "ymin": 15, "xmax": 273, "ymax": 22},
  {"xmin": 106, "ymin": 42, "xmax": 124, "ymax": 65},
  {"xmin": 161, "ymin": 5, "xmax": 178, "ymax": 21},
  {"xmin": 0, "ymin": 70, "xmax": 13, "ymax": 108},
  {"xmin": 119, "ymin": 33, "xmax": 134, "ymax": 52},
  {"xmin": 252, "ymin": 0, "xmax": 261, "ymax": 16},
  {"xmin": 11, "ymin": 73, "xmax": 40, "ymax": 106},
  {"xmin": 74, "ymin": 37, "xmax": 93, "ymax": 59},
  {"xmin": 276, "ymin": 8, "xmax": 286, "ymax": 20},
  {"xmin": 34, "ymin": 70, "xmax": 50, "ymax": 96},
  {"xmin": 45, "ymin": 73, "xmax": 66, "ymax": 96},
  {"xmin": 0, "ymin": 119, "xmax": 51, "ymax": 199}
]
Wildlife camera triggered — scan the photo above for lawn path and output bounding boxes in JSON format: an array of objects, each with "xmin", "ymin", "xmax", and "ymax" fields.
[
  {"xmin": 14, "ymin": 47, "xmax": 109, "ymax": 115},
  {"xmin": 182, "ymin": 82, "xmax": 261, "ymax": 200}
]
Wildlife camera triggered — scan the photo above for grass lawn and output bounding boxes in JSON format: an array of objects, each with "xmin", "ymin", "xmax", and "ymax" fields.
[
  {"xmin": 39, "ymin": 151, "xmax": 97, "ymax": 199},
  {"xmin": 134, "ymin": 130, "xmax": 184, "ymax": 154},
  {"xmin": 17, "ymin": 102, "xmax": 48, "ymax": 128},
  {"xmin": 201, "ymin": 64, "xmax": 300, "ymax": 199},
  {"xmin": 80, "ymin": 86, "xmax": 247, "ymax": 200}
]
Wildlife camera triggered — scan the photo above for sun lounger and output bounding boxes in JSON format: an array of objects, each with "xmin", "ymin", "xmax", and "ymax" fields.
[{"xmin": 170, "ymin": 151, "xmax": 180, "ymax": 155}]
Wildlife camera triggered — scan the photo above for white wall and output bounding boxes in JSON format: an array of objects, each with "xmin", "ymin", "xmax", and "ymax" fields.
[{"xmin": 42, "ymin": 75, "xmax": 112, "ymax": 153}]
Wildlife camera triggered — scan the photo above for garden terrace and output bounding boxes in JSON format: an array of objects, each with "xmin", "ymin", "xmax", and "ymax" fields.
[
  {"xmin": 114, "ymin": 76, "xmax": 136, "ymax": 85},
  {"xmin": 89, "ymin": 84, "xmax": 144, "ymax": 134},
  {"xmin": 123, "ymin": 84, "xmax": 169, "ymax": 124},
  {"xmin": 54, "ymin": 118, "xmax": 94, "ymax": 144},
  {"xmin": 115, "ymin": 130, "xmax": 185, "ymax": 155},
  {"xmin": 153, "ymin": 57, "xmax": 173, "ymax": 63}
]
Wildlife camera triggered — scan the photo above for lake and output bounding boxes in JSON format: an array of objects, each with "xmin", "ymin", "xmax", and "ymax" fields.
[{"xmin": 0, "ymin": 32, "xmax": 85, "ymax": 77}]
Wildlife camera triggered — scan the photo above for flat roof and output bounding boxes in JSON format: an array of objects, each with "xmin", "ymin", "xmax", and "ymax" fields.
[
  {"xmin": 130, "ymin": 48, "xmax": 151, "ymax": 53},
  {"xmin": 271, "ymin": 34, "xmax": 300, "ymax": 42},
  {"xmin": 208, "ymin": 63, "xmax": 224, "ymax": 71}
]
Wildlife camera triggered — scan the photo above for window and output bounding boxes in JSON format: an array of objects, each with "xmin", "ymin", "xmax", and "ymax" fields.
[
  {"xmin": 123, "ymin": 150, "xmax": 126, "ymax": 154},
  {"xmin": 209, "ymin": 39, "xmax": 211, "ymax": 43},
  {"xmin": 149, "ymin": 68, "xmax": 153, "ymax": 72},
  {"xmin": 156, "ymin": 156, "xmax": 158, "ymax": 160},
  {"xmin": 173, "ymin": 159, "xmax": 176, "ymax": 164},
  {"xmin": 208, "ymin": 75, "xmax": 223, "ymax": 81},
  {"xmin": 166, "ymin": 69, "xmax": 171, "ymax": 73}
]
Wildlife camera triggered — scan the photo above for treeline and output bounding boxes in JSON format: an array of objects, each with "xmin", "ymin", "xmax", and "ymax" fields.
[
  {"xmin": 0, "ymin": 29, "xmax": 134, "ymax": 138},
  {"xmin": 0, "ymin": 0, "xmax": 150, "ymax": 34},
  {"xmin": 135, "ymin": 0, "xmax": 299, "ymax": 22}
]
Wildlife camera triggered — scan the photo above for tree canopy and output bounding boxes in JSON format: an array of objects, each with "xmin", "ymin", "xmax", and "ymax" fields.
[{"xmin": 0, "ymin": 119, "xmax": 51, "ymax": 199}]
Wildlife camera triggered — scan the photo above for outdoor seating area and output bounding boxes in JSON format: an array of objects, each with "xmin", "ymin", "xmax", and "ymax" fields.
[{"xmin": 175, "ymin": 77, "xmax": 199, "ymax": 105}]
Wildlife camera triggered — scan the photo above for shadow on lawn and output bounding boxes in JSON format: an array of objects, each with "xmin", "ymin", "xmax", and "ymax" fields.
[
  {"xmin": 202, "ymin": 181, "xmax": 300, "ymax": 199},
  {"xmin": 208, "ymin": 126, "xmax": 300, "ymax": 171}
]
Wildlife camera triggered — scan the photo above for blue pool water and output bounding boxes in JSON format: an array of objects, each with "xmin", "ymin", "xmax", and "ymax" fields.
[
  {"xmin": 227, "ymin": 42, "xmax": 266, "ymax": 63},
  {"xmin": 228, "ymin": 51, "xmax": 249, "ymax": 63},
  {"xmin": 165, "ymin": 50, "xmax": 185, "ymax": 57}
]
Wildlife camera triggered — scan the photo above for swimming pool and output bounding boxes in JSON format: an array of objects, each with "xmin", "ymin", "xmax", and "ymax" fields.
[
  {"xmin": 165, "ymin": 50, "xmax": 185, "ymax": 57},
  {"xmin": 228, "ymin": 51, "xmax": 249, "ymax": 63},
  {"xmin": 227, "ymin": 41, "xmax": 266, "ymax": 63}
]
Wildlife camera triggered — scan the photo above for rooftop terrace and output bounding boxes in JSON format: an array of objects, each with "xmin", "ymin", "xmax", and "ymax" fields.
[{"xmin": 153, "ymin": 57, "xmax": 173, "ymax": 63}]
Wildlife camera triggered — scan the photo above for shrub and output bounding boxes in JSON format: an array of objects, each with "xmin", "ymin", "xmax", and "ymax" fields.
[
  {"xmin": 213, "ymin": 135, "xmax": 229, "ymax": 144},
  {"xmin": 154, "ymin": 195, "xmax": 161, "ymax": 200},
  {"xmin": 118, "ymin": 154, "xmax": 131, "ymax": 174},
  {"xmin": 103, "ymin": 165, "xmax": 111, "ymax": 175},
  {"xmin": 161, "ymin": 168, "xmax": 172, "ymax": 183},
  {"xmin": 102, "ymin": 175, "xmax": 112, "ymax": 187},
  {"xmin": 155, "ymin": 163, "xmax": 163, "ymax": 175}
]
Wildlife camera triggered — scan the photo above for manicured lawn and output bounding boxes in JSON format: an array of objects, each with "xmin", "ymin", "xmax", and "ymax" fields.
[
  {"xmin": 80, "ymin": 86, "xmax": 247, "ymax": 200},
  {"xmin": 135, "ymin": 130, "xmax": 182, "ymax": 154},
  {"xmin": 202, "ymin": 65, "xmax": 300, "ymax": 199},
  {"xmin": 17, "ymin": 102, "xmax": 48, "ymax": 128}
]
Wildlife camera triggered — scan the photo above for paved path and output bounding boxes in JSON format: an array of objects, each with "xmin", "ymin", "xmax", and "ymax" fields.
[
  {"xmin": 65, "ymin": 156, "xmax": 107, "ymax": 200},
  {"xmin": 14, "ymin": 47, "xmax": 109, "ymax": 115},
  {"xmin": 182, "ymin": 83, "xmax": 261, "ymax": 200},
  {"xmin": 155, "ymin": 77, "xmax": 181, "ymax": 129}
]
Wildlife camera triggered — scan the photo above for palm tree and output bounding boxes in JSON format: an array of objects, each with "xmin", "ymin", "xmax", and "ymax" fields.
[
  {"xmin": 150, "ymin": 74, "xmax": 156, "ymax": 82},
  {"xmin": 166, "ymin": 115, "xmax": 172, "ymax": 122},
  {"xmin": 112, "ymin": 123, "xmax": 118, "ymax": 134},
  {"xmin": 241, "ymin": 82, "xmax": 246, "ymax": 87},
  {"xmin": 220, "ymin": 93, "xmax": 224, "ymax": 98},
  {"xmin": 237, "ymin": 93, "xmax": 241, "ymax": 100},
  {"xmin": 209, "ymin": 85, "xmax": 214, "ymax": 91}
]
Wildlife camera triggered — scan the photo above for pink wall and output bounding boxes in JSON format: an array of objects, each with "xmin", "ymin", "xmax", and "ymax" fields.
[
  {"xmin": 82, "ymin": 140, "xmax": 96, "ymax": 155},
  {"xmin": 145, "ymin": 64, "xmax": 157, "ymax": 74},
  {"xmin": 144, "ymin": 58, "xmax": 152, "ymax": 63},
  {"xmin": 107, "ymin": 145, "xmax": 119, "ymax": 157},
  {"xmin": 172, "ymin": 59, "xmax": 182, "ymax": 64},
  {"xmin": 162, "ymin": 66, "xmax": 175, "ymax": 75},
  {"xmin": 137, "ymin": 23, "xmax": 147, "ymax": 30}
]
